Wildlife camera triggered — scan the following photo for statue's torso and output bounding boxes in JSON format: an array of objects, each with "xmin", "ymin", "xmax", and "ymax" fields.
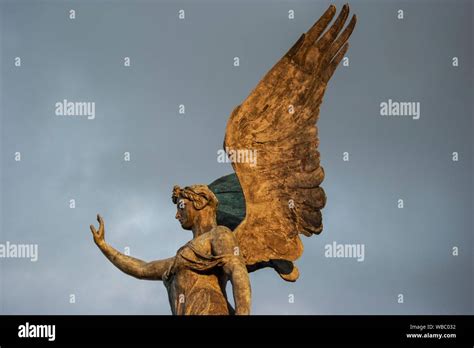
[{"xmin": 163, "ymin": 227, "xmax": 234, "ymax": 315}]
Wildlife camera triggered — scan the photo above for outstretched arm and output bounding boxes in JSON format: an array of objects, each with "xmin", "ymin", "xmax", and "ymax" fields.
[
  {"xmin": 212, "ymin": 228, "xmax": 251, "ymax": 315},
  {"xmin": 90, "ymin": 214, "xmax": 174, "ymax": 280}
]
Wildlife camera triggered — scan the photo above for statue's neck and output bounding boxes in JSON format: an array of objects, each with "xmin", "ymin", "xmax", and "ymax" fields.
[{"xmin": 192, "ymin": 213, "xmax": 216, "ymax": 239}]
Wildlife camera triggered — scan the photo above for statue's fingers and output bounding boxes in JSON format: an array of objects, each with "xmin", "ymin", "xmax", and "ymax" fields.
[
  {"xmin": 90, "ymin": 225, "xmax": 97, "ymax": 235},
  {"xmin": 97, "ymin": 214, "xmax": 104, "ymax": 224}
]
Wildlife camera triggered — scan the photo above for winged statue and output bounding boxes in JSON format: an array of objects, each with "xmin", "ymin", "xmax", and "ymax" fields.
[{"xmin": 89, "ymin": 4, "xmax": 357, "ymax": 315}]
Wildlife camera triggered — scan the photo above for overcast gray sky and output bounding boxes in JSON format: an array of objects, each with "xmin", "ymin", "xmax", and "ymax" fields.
[{"xmin": 0, "ymin": 0, "xmax": 472, "ymax": 314}]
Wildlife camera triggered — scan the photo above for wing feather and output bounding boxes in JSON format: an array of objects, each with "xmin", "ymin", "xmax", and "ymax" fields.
[{"xmin": 223, "ymin": 5, "xmax": 356, "ymax": 280}]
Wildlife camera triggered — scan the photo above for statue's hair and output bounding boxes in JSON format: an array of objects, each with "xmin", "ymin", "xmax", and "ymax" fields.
[{"xmin": 172, "ymin": 184, "xmax": 219, "ymax": 211}]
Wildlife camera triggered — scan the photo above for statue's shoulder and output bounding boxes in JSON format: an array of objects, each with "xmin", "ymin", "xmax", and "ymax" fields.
[
  {"xmin": 213, "ymin": 225, "xmax": 233, "ymax": 236},
  {"xmin": 210, "ymin": 225, "xmax": 237, "ymax": 247}
]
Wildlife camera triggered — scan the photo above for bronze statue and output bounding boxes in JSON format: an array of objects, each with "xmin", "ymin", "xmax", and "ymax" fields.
[{"xmin": 89, "ymin": 4, "xmax": 356, "ymax": 315}]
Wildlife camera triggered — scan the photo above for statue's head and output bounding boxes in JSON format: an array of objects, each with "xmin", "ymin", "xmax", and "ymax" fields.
[{"xmin": 172, "ymin": 184, "xmax": 219, "ymax": 230}]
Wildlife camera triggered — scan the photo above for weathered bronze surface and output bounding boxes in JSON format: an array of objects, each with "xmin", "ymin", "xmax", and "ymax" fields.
[{"xmin": 89, "ymin": 4, "xmax": 356, "ymax": 315}]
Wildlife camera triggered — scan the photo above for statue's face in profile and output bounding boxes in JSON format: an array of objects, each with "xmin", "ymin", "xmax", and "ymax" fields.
[{"xmin": 175, "ymin": 198, "xmax": 196, "ymax": 230}]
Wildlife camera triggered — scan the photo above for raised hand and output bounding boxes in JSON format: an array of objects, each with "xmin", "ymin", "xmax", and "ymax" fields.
[{"xmin": 90, "ymin": 214, "xmax": 106, "ymax": 247}]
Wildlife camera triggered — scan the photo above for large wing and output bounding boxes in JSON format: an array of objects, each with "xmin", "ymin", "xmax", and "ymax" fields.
[{"xmin": 223, "ymin": 4, "xmax": 356, "ymax": 281}]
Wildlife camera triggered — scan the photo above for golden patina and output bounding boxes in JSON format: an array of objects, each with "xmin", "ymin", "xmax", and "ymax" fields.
[{"xmin": 89, "ymin": 4, "xmax": 357, "ymax": 315}]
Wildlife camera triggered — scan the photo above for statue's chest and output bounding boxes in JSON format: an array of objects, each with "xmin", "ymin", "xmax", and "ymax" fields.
[
  {"xmin": 180, "ymin": 234, "xmax": 213, "ymax": 259},
  {"xmin": 166, "ymin": 234, "xmax": 220, "ymax": 312},
  {"xmin": 168, "ymin": 233, "xmax": 216, "ymax": 277}
]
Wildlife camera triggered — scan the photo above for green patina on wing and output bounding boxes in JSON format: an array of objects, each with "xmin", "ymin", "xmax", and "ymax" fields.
[{"xmin": 208, "ymin": 173, "xmax": 245, "ymax": 231}]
